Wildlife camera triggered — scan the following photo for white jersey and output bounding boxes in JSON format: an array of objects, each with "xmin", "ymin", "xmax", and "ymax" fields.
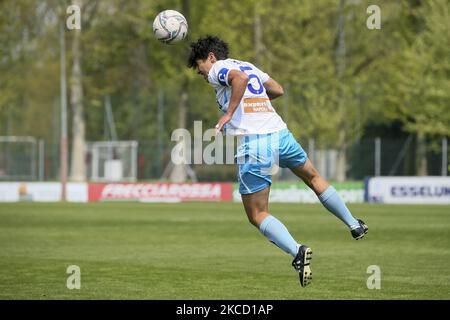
[{"xmin": 208, "ymin": 58, "xmax": 287, "ymax": 135}]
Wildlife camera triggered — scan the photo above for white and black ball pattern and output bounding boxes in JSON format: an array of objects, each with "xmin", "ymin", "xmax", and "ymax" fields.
[{"xmin": 153, "ymin": 10, "xmax": 188, "ymax": 44}]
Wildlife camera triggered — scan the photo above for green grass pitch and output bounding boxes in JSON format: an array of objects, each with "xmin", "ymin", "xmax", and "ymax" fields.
[{"xmin": 0, "ymin": 202, "xmax": 449, "ymax": 299}]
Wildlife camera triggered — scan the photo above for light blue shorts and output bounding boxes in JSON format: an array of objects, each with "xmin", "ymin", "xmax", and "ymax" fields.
[{"xmin": 236, "ymin": 128, "xmax": 308, "ymax": 194}]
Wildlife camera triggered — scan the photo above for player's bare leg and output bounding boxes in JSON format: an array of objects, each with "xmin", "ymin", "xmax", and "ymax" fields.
[
  {"xmin": 290, "ymin": 159, "xmax": 368, "ymax": 239},
  {"xmin": 241, "ymin": 186, "xmax": 312, "ymax": 287},
  {"xmin": 289, "ymin": 159, "xmax": 329, "ymax": 196},
  {"xmin": 241, "ymin": 186, "xmax": 270, "ymax": 227}
]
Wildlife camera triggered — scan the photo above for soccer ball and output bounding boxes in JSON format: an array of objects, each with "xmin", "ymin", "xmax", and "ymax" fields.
[{"xmin": 152, "ymin": 10, "xmax": 188, "ymax": 44}]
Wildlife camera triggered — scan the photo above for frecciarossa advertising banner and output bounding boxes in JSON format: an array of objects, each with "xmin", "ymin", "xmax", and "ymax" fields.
[
  {"xmin": 366, "ymin": 177, "xmax": 450, "ymax": 204},
  {"xmin": 88, "ymin": 182, "xmax": 233, "ymax": 202}
]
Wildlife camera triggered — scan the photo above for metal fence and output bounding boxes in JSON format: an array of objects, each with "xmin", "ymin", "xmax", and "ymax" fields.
[
  {"xmin": 0, "ymin": 136, "xmax": 42, "ymax": 181},
  {"xmin": 0, "ymin": 136, "xmax": 447, "ymax": 182},
  {"xmin": 347, "ymin": 136, "xmax": 448, "ymax": 179}
]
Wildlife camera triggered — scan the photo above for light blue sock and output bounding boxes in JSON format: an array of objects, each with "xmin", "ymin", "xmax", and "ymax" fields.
[
  {"xmin": 259, "ymin": 215, "xmax": 298, "ymax": 257},
  {"xmin": 319, "ymin": 186, "xmax": 359, "ymax": 228}
]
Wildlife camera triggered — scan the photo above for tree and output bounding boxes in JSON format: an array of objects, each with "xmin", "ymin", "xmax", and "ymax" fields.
[
  {"xmin": 378, "ymin": 0, "xmax": 450, "ymax": 175},
  {"xmin": 68, "ymin": 0, "xmax": 86, "ymax": 181}
]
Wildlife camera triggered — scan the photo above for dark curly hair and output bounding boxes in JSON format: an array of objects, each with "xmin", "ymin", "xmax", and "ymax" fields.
[{"xmin": 187, "ymin": 35, "xmax": 229, "ymax": 69}]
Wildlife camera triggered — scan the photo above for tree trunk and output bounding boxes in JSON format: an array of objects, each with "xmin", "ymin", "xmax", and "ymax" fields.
[
  {"xmin": 169, "ymin": 84, "xmax": 188, "ymax": 182},
  {"xmin": 416, "ymin": 132, "xmax": 427, "ymax": 176},
  {"xmin": 335, "ymin": 0, "xmax": 347, "ymax": 182},
  {"xmin": 169, "ymin": 0, "xmax": 190, "ymax": 182},
  {"xmin": 69, "ymin": 8, "xmax": 86, "ymax": 182}
]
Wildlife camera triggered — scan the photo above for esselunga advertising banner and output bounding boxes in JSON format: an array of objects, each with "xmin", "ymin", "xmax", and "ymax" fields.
[
  {"xmin": 0, "ymin": 182, "xmax": 88, "ymax": 202},
  {"xmin": 88, "ymin": 182, "xmax": 233, "ymax": 202},
  {"xmin": 366, "ymin": 177, "xmax": 450, "ymax": 204},
  {"xmin": 233, "ymin": 182, "xmax": 364, "ymax": 203}
]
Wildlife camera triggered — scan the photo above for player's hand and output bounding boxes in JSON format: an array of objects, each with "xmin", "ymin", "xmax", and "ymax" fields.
[{"xmin": 215, "ymin": 113, "xmax": 232, "ymax": 135}]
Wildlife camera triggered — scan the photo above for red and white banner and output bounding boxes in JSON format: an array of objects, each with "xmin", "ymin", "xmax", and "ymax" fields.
[{"xmin": 88, "ymin": 182, "xmax": 233, "ymax": 202}]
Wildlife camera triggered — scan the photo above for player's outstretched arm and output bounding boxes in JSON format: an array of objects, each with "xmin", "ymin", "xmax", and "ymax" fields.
[{"xmin": 264, "ymin": 78, "xmax": 284, "ymax": 100}]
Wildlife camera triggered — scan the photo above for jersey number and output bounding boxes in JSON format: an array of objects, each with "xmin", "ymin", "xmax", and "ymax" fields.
[{"xmin": 239, "ymin": 66, "xmax": 264, "ymax": 95}]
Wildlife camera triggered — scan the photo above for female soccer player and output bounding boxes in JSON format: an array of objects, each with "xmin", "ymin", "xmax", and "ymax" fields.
[{"xmin": 187, "ymin": 35, "xmax": 368, "ymax": 287}]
